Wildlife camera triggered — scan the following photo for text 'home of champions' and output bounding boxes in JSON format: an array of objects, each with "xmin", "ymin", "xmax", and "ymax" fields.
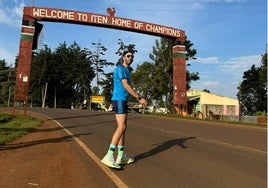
[{"xmin": 32, "ymin": 8, "xmax": 181, "ymax": 38}]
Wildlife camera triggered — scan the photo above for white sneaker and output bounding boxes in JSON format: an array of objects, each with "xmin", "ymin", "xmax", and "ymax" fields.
[
  {"xmin": 101, "ymin": 154, "xmax": 121, "ymax": 169},
  {"xmin": 116, "ymin": 154, "xmax": 134, "ymax": 165}
]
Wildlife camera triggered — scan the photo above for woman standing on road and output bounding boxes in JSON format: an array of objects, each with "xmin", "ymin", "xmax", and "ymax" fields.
[{"xmin": 101, "ymin": 48, "xmax": 147, "ymax": 169}]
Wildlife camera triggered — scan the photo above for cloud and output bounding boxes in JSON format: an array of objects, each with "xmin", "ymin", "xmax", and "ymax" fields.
[
  {"xmin": 191, "ymin": 78, "xmax": 238, "ymax": 98},
  {"xmin": 219, "ymin": 55, "xmax": 262, "ymax": 76},
  {"xmin": 191, "ymin": 56, "xmax": 221, "ymax": 64},
  {"xmin": 0, "ymin": 0, "xmax": 24, "ymax": 28},
  {"xmin": 201, "ymin": 0, "xmax": 245, "ymax": 4},
  {"xmin": 191, "ymin": 54, "xmax": 262, "ymax": 74},
  {"xmin": 189, "ymin": 54, "xmax": 262, "ymax": 98},
  {"xmin": 201, "ymin": 80, "xmax": 219, "ymax": 87}
]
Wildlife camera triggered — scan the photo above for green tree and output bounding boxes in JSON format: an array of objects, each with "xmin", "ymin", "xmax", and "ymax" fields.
[
  {"xmin": 30, "ymin": 42, "xmax": 95, "ymax": 108},
  {"xmin": 131, "ymin": 62, "xmax": 156, "ymax": 103},
  {"xmin": 30, "ymin": 45, "xmax": 53, "ymax": 106},
  {"xmin": 91, "ymin": 41, "xmax": 114, "ymax": 94},
  {"xmin": 237, "ymin": 53, "xmax": 267, "ymax": 115},
  {"xmin": 148, "ymin": 38, "xmax": 173, "ymax": 110},
  {"xmin": 99, "ymin": 72, "xmax": 113, "ymax": 106},
  {"xmin": 54, "ymin": 41, "xmax": 95, "ymax": 108},
  {"xmin": 0, "ymin": 60, "xmax": 15, "ymax": 105},
  {"xmin": 259, "ymin": 53, "xmax": 267, "ymax": 89},
  {"xmin": 146, "ymin": 37, "xmax": 198, "ymax": 112},
  {"xmin": 203, "ymin": 89, "xmax": 211, "ymax": 93},
  {"xmin": 0, "ymin": 59, "xmax": 9, "ymax": 82}
]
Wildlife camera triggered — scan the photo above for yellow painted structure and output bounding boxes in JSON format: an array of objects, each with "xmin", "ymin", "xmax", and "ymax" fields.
[{"xmin": 187, "ymin": 89, "xmax": 239, "ymax": 119}]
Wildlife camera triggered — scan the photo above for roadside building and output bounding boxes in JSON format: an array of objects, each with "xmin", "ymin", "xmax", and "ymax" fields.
[{"xmin": 187, "ymin": 89, "xmax": 239, "ymax": 119}]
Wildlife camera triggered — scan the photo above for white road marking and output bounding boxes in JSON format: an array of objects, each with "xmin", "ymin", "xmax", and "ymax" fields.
[
  {"xmin": 28, "ymin": 183, "xmax": 38, "ymax": 186},
  {"xmin": 51, "ymin": 118, "xmax": 128, "ymax": 188}
]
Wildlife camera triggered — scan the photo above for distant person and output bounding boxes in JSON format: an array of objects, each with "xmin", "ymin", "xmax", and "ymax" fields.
[
  {"xmin": 107, "ymin": 104, "xmax": 113, "ymax": 112},
  {"xmin": 101, "ymin": 48, "xmax": 147, "ymax": 169},
  {"xmin": 83, "ymin": 99, "xmax": 87, "ymax": 110},
  {"xmin": 71, "ymin": 102, "xmax": 74, "ymax": 110}
]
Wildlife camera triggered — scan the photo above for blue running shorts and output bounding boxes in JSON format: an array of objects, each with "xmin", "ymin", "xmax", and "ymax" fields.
[{"xmin": 112, "ymin": 100, "xmax": 128, "ymax": 114}]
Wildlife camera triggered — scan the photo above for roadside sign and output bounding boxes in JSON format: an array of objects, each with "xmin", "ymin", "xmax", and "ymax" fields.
[{"xmin": 91, "ymin": 96, "xmax": 105, "ymax": 103}]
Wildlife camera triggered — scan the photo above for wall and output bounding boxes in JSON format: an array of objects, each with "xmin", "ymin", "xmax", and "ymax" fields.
[{"xmin": 187, "ymin": 89, "xmax": 239, "ymax": 118}]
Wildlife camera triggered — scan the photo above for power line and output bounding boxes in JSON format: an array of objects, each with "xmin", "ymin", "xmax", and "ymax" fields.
[
  {"xmin": 3, "ymin": 1, "xmax": 266, "ymax": 7},
  {"xmin": 113, "ymin": 0, "xmax": 266, "ymax": 6},
  {"xmin": 117, "ymin": 8, "xmax": 265, "ymax": 13},
  {"xmin": 2, "ymin": 1, "xmax": 266, "ymax": 13}
]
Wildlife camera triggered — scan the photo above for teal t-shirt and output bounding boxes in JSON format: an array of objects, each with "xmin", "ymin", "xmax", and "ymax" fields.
[{"xmin": 112, "ymin": 65, "xmax": 131, "ymax": 101}]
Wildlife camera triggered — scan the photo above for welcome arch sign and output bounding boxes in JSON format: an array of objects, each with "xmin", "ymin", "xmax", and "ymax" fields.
[{"xmin": 14, "ymin": 7, "xmax": 187, "ymax": 115}]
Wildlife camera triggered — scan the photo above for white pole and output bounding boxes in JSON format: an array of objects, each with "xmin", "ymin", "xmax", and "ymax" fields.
[
  {"xmin": 54, "ymin": 85, "xmax": 56, "ymax": 108},
  {"xmin": 7, "ymin": 86, "xmax": 11, "ymax": 107},
  {"xmin": 42, "ymin": 82, "xmax": 47, "ymax": 108}
]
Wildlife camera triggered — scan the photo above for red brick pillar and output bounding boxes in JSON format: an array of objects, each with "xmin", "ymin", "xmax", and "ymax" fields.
[
  {"xmin": 173, "ymin": 45, "xmax": 187, "ymax": 115},
  {"xmin": 13, "ymin": 14, "xmax": 35, "ymax": 115}
]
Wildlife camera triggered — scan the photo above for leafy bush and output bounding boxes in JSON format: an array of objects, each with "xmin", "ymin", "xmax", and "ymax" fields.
[{"xmin": 255, "ymin": 111, "xmax": 267, "ymax": 116}]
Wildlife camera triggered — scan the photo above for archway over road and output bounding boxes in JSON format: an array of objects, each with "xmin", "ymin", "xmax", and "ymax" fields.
[{"xmin": 14, "ymin": 7, "xmax": 187, "ymax": 115}]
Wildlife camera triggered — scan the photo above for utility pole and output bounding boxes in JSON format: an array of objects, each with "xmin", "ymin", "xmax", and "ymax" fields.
[
  {"xmin": 92, "ymin": 39, "xmax": 106, "ymax": 95},
  {"xmin": 96, "ymin": 40, "xmax": 100, "ymax": 95},
  {"xmin": 54, "ymin": 85, "xmax": 57, "ymax": 109},
  {"xmin": 42, "ymin": 82, "xmax": 48, "ymax": 108},
  {"xmin": 7, "ymin": 69, "xmax": 11, "ymax": 107}
]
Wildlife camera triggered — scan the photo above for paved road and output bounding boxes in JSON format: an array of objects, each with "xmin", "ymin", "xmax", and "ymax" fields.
[{"xmin": 28, "ymin": 108, "xmax": 267, "ymax": 188}]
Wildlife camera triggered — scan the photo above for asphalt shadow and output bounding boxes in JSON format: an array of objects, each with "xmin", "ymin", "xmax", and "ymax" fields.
[
  {"xmin": 0, "ymin": 132, "xmax": 92, "ymax": 151},
  {"xmin": 134, "ymin": 137, "xmax": 196, "ymax": 162}
]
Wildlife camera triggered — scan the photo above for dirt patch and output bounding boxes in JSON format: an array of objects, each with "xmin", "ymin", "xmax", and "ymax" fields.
[{"xmin": 0, "ymin": 113, "xmax": 95, "ymax": 188}]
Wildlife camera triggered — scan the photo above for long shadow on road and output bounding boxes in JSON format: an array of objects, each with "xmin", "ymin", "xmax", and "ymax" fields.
[
  {"xmin": 134, "ymin": 137, "xmax": 196, "ymax": 162},
  {"xmin": 0, "ymin": 132, "xmax": 92, "ymax": 151}
]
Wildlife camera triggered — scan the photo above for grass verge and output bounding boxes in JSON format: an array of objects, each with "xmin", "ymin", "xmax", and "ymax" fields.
[{"xmin": 0, "ymin": 112, "xmax": 41, "ymax": 144}]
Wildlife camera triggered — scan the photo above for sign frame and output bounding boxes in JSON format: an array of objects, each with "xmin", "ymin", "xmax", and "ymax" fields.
[{"xmin": 13, "ymin": 6, "xmax": 187, "ymax": 115}]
